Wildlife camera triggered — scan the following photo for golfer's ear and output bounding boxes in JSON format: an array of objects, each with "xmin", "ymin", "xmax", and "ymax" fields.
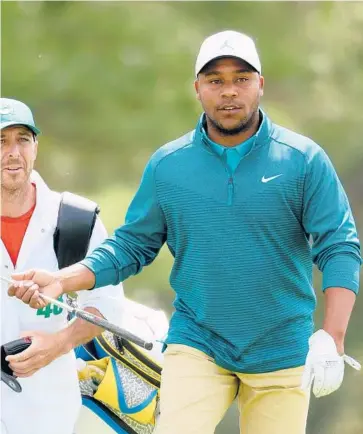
[{"xmin": 195, "ymin": 79, "xmax": 201, "ymax": 101}]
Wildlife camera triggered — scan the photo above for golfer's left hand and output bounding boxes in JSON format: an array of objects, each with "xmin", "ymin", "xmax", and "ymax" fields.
[
  {"xmin": 6, "ymin": 331, "xmax": 66, "ymax": 378},
  {"xmin": 301, "ymin": 329, "xmax": 361, "ymax": 398}
]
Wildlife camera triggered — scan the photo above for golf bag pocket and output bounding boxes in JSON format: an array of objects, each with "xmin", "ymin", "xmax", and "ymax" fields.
[
  {"xmin": 77, "ymin": 331, "xmax": 162, "ymax": 434},
  {"xmin": 95, "ymin": 357, "xmax": 158, "ymax": 424}
]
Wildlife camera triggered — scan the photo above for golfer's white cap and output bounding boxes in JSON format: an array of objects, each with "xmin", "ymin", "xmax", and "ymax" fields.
[{"xmin": 195, "ymin": 30, "xmax": 261, "ymax": 77}]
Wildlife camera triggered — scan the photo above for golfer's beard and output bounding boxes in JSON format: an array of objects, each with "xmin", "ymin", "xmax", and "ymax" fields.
[{"xmin": 208, "ymin": 110, "xmax": 259, "ymax": 137}]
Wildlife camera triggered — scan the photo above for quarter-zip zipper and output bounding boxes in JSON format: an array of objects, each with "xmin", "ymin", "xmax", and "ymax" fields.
[
  {"xmin": 202, "ymin": 142, "xmax": 236, "ymax": 205},
  {"xmin": 227, "ymin": 176, "xmax": 234, "ymax": 206},
  {"xmin": 223, "ymin": 153, "xmax": 235, "ymax": 206}
]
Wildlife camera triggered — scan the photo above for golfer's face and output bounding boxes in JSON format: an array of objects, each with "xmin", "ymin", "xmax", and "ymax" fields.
[
  {"xmin": 195, "ymin": 57, "xmax": 264, "ymax": 133},
  {"xmin": 1, "ymin": 126, "xmax": 38, "ymax": 191}
]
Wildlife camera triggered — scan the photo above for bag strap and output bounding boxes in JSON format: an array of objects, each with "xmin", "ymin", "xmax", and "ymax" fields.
[{"xmin": 53, "ymin": 191, "xmax": 100, "ymax": 269}]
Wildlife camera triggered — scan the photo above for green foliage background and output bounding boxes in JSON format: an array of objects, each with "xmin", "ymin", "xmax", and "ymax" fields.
[{"xmin": 2, "ymin": 2, "xmax": 362, "ymax": 433}]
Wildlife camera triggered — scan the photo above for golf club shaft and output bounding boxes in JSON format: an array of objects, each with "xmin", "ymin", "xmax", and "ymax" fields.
[{"xmin": 1, "ymin": 276, "xmax": 153, "ymax": 350}]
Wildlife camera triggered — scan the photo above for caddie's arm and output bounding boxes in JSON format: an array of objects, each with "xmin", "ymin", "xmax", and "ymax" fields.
[
  {"xmin": 57, "ymin": 306, "xmax": 104, "ymax": 351},
  {"xmin": 6, "ymin": 306, "xmax": 104, "ymax": 378}
]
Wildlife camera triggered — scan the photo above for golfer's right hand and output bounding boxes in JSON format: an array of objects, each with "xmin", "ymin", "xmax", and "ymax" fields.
[{"xmin": 8, "ymin": 270, "xmax": 63, "ymax": 309}]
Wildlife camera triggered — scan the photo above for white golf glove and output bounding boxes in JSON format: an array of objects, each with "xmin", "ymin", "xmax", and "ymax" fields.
[{"xmin": 301, "ymin": 329, "xmax": 361, "ymax": 398}]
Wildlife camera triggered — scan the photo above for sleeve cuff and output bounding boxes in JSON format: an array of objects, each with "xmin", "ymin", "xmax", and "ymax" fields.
[
  {"xmin": 80, "ymin": 256, "xmax": 118, "ymax": 289},
  {"xmin": 322, "ymin": 255, "xmax": 361, "ymax": 294}
]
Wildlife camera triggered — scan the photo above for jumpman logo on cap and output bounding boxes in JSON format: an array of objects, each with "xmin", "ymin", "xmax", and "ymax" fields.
[{"xmin": 219, "ymin": 39, "xmax": 235, "ymax": 52}]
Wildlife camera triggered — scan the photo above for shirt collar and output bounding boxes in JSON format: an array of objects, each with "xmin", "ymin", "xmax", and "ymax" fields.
[
  {"xmin": 199, "ymin": 110, "xmax": 264, "ymax": 156},
  {"xmin": 194, "ymin": 108, "xmax": 272, "ymax": 154},
  {"xmin": 201, "ymin": 127, "xmax": 256, "ymax": 157}
]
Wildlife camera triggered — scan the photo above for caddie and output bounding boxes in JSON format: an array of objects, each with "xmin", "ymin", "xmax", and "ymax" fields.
[{"xmin": 1, "ymin": 97, "xmax": 125, "ymax": 434}]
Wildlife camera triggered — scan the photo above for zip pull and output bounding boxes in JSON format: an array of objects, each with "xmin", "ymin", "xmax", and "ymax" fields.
[{"xmin": 227, "ymin": 177, "xmax": 234, "ymax": 206}]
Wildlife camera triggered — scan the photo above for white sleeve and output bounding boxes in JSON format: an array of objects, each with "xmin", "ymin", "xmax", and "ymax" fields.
[{"xmin": 77, "ymin": 216, "xmax": 125, "ymax": 326}]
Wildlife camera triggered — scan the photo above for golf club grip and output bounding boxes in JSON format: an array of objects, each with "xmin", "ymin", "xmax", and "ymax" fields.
[{"xmin": 75, "ymin": 310, "xmax": 153, "ymax": 350}]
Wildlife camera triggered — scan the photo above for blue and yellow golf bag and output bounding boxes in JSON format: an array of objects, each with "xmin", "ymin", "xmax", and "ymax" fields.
[{"xmin": 75, "ymin": 329, "xmax": 163, "ymax": 434}]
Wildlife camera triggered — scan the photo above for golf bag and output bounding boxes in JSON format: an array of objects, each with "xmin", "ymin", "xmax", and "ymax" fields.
[
  {"xmin": 75, "ymin": 301, "xmax": 166, "ymax": 434},
  {"xmin": 55, "ymin": 192, "xmax": 166, "ymax": 434}
]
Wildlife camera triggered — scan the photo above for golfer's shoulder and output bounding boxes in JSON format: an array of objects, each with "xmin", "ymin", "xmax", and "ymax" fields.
[
  {"xmin": 148, "ymin": 130, "xmax": 195, "ymax": 171},
  {"xmin": 271, "ymin": 123, "xmax": 322, "ymax": 163}
]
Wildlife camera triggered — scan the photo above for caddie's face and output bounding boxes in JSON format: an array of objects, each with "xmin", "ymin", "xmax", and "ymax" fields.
[
  {"xmin": 1, "ymin": 126, "xmax": 38, "ymax": 192},
  {"xmin": 195, "ymin": 57, "xmax": 264, "ymax": 135}
]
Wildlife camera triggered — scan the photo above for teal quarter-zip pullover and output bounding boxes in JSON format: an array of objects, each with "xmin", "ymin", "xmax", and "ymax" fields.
[{"xmin": 82, "ymin": 110, "xmax": 361, "ymax": 373}]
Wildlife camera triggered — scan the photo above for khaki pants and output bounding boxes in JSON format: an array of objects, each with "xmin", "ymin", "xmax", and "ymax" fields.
[{"xmin": 154, "ymin": 344, "xmax": 310, "ymax": 434}]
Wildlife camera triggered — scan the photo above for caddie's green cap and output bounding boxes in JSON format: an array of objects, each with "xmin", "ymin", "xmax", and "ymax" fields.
[{"xmin": 0, "ymin": 98, "xmax": 41, "ymax": 135}]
